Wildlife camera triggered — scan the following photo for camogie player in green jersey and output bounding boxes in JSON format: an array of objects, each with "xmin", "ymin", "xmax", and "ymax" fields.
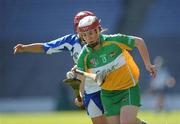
[{"xmin": 76, "ymin": 15, "xmax": 157, "ymax": 124}]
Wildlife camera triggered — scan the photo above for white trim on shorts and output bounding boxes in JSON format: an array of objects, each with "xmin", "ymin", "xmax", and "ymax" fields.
[{"xmin": 87, "ymin": 99, "xmax": 103, "ymax": 118}]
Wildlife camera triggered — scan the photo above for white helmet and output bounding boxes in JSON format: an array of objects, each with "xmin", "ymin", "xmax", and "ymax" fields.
[{"xmin": 78, "ymin": 16, "xmax": 100, "ymax": 33}]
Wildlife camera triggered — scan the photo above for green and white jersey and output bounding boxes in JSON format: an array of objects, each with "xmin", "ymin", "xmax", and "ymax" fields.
[{"xmin": 77, "ymin": 34, "xmax": 140, "ymax": 90}]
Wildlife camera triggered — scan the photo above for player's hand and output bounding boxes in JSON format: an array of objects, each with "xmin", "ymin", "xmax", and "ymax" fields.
[
  {"xmin": 13, "ymin": 44, "xmax": 25, "ymax": 54},
  {"xmin": 74, "ymin": 97, "xmax": 83, "ymax": 107},
  {"xmin": 66, "ymin": 71, "xmax": 76, "ymax": 79},
  {"xmin": 71, "ymin": 65, "xmax": 77, "ymax": 72},
  {"xmin": 146, "ymin": 64, "xmax": 157, "ymax": 78},
  {"xmin": 66, "ymin": 65, "xmax": 78, "ymax": 79},
  {"xmin": 95, "ymin": 70, "xmax": 107, "ymax": 86}
]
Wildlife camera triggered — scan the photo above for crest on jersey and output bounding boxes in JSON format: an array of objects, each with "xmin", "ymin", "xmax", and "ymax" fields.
[
  {"xmin": 90, "ymin": 58, "xmax": 96, "ymax": 65},
  {"xmin": 109, "ymin": 51, "xmax": 116, "ymax": 57}
]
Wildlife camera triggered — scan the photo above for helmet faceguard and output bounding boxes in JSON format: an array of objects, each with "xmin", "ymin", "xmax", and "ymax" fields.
[{"xmin": 73, "ymin": 11, "xmax": 95, "ymax": 33}]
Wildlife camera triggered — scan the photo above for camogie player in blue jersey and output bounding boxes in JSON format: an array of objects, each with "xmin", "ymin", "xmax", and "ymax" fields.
[{"xmin": 13, "ymin": 11, "xmax": 107, "ymax": 124}]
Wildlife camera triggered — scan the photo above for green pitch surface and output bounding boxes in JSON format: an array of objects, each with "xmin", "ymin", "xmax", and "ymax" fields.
[{"xmin": 0, "ymin": 110, "xmax": 180, "ymax": 124}]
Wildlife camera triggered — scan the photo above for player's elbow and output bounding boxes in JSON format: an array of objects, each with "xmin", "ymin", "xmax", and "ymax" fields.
[{"xmin": 135, "ymin": 37, "xmax": 145, "ymax": 48}]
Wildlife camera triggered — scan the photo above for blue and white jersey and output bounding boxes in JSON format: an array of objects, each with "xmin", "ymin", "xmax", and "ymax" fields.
[
  {"xmin": 43, "ymin": 34, "xmax": 101, "ymax": 94},
  {"xmin": 43, "ymin": 34, "xmax": 82, "ymax": 64}
]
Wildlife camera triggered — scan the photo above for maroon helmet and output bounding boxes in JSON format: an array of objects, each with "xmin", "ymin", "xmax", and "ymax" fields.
[{"xmin": 73, "ymin": 11, "xmax": 95, "ymax": 32}]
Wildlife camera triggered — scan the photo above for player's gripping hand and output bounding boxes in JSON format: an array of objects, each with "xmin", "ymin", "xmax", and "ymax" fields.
[
  {"xmin": 13, "ymin": 44, "xmax": 25, "ymax": 54},
  {"xmin": 66, "ymin": 65, "xmax": 78, "ymax": 79},
  {"xmin": 74, "ymin": 97, "xmax": 83, "ymax": 107},
  {"xmin": 66, "ymin": 71, "xmax": 75, "ymax": 79},
  {"xmin": 95, "ymin": 70, "xmax": 107, "ymax": 86}
]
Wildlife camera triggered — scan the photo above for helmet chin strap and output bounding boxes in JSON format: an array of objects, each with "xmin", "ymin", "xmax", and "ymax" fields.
[
  {"xmin": 87, "ymin": 39, "xmax": 100, "ymax": 48},
  {"xmin": 88, "ymin": 41, "xmax": 99, "ymax": 48}
]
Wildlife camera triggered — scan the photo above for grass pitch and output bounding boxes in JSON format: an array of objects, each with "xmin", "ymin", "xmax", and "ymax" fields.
[{"xmin": 0, "ymin": 110, "xmax": 180, "ymax": 124}]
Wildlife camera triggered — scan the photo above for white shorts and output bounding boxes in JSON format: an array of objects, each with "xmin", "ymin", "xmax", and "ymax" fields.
[{"xmin": 83, "ymin": 91, "xmax": 104, "ymax": 118}]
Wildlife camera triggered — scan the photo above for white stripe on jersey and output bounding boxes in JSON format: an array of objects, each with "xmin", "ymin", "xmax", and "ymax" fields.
[
  {"xmin": 89, "ymin": 53, "xmax": 126, "ymax": 73},
  {"xmin": 46, "ymin": 42, "xmax": 73, "ymax": 54}
]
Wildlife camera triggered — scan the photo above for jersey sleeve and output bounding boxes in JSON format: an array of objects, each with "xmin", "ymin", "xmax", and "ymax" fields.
[
  {"xmin": 43, "ymin": 34, "xmax": 77, "ymax": 54},
  {"xmin": 105, "ymin": 34, "xmax": 135, "ymax": 50},
  {"xmin": 77, "ymin": 46, "xmax": 88, "ymax": 71}
]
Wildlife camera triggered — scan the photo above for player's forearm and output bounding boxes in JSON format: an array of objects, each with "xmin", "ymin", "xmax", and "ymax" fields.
[
  {"xmin": 76, "ymin": 73, "xmax": 85, "ymax": 97},
  {"xmin": 22, "ymin": 43, "xmax": 44, "ymax": 53},
  {"xmin": 135, "ymin": 37, "xmax": 152, "ymax": 67},
  {"xmin": 79, "ymin": 81, "xmax": 84, "ymax": 98}
]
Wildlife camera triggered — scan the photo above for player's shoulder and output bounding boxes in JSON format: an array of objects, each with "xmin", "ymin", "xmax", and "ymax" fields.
[
  {"xmin": 101, "ymin": 33, "xmax": 134, "ymax": 44},
  {"xmin": 77, "ymin": 45, "xmax": 89, "ymax": 56},
  {"xmin": 101, "ymin": 33, "xmax": 126, "ymax": 39},
  {"xmin": 63, "ymin": 33, "xmax": 78, "ymax": 39},
  {"xmin": 81, "ymin": 44, "xmax": 89, "ymax": 52},
  {"xmin": 68, "ymin": 34, "xmax": 81, "ymax": 45},
  {"xmin": 54, "ymin": 34, "xmax": 81, "ymax": 45},
  {"xmin": 100, "ymin": 34, "xmax": 120, "ymax": 41},
  {"xmin": 61, "ymin": 34, "xmax": 79, "ymax": 42}
]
